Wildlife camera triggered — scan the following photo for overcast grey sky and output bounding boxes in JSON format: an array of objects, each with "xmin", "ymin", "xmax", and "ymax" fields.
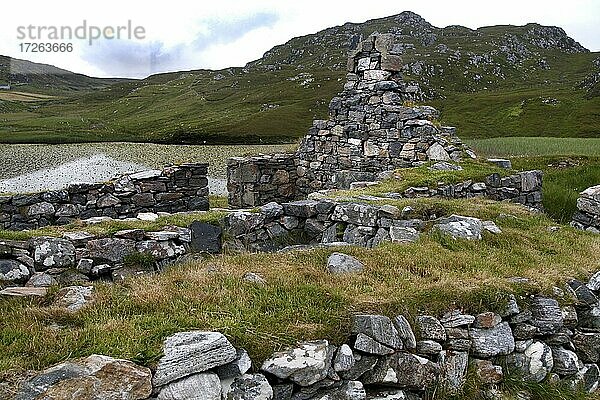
[{"xmin": 1, "ymin": 0, "xmax": 598, "ymax": 78}]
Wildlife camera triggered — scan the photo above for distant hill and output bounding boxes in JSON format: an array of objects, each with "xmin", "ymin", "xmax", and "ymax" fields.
[
  {"xmin": 0, "ymin": 55, "xmax": 130, "ymax": 95},
  {"xmin": 0, "ymin": 11, "xmax": 598, "ymax": 144}
]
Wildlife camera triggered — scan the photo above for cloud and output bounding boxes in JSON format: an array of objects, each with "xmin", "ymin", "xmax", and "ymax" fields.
[
  {"xmin": 78, "ymin": 11, "xmax": 279, "ymax": 77},
  {"xmin": 192, "ymin": 12, "xmax": 279, "ymax": 50}
]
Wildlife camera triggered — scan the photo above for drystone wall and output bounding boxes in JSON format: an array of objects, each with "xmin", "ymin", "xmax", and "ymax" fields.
[
  {"xmin": 225, "ymin": 180, "xmax": 542, "ymax": 252},
  {"xmin": 572, "ymin": 185, "xmax": 600, "ymax": 233},
  {"xmin": 228, "ymin": 33, "xmax": 475, "ymax": 208},
  {"xmin": 227, "ymin": 169, "xmax": 542, "ymax": 242},
  {"xmin": 0, "ymin": 221, "xmax": 222, "ymax": 290},
  {"xmin": 0, "ymin": 163, "xmax": 209, "ymax": 231},
  {"xmin": 13, "ymin": 271, "xmax": 600, "ymax": 399}
]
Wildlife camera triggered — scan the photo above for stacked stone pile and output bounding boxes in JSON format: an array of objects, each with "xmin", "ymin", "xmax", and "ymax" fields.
[
  {"xmin": 0, "ymin": 163, "xmax": 210, "ymax": 231},
  {"xmin": 295, "ymin": 33, "xmax": 470, "ymax": 192}
]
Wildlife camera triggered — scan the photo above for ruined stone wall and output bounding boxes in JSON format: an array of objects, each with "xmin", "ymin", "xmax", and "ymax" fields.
[
  {"xmin": 0, "ymin": 220, "xmax": 222, "ymax": 289},
  {"xmin": 228, "ymin": 165, "xmax": 542, "ymax": 213},
  {"xmin": 227, "ymin": 154, "xmax": 301, "ymax": 207},
  {"xmin": 572, "ymin": 185, "xmax": 600, "ymax": 233},
  {"xmin": 0, "ymin": 163, "xmax": 209, "ymax": 231},
  {"xmin": 227, "ymin": 33, "xmax": 475, "ymax": 208},
  {"xmin": 225, "ymin": 172, "xmax": 542, "ymax": 252}
]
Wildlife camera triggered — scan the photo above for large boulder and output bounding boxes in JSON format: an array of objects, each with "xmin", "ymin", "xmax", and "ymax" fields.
[
  {"xmin": 153, "ymin": 331, "xmax": 237, "ymax": 387},
  {"xmin": 15, "ymin": 354, "xmax": 151, "ymax": 400},
  {"xmin": 0, "ymin": 259, "xmax": 30, "ymax": 285},
  {"xmin": 31, "ymin": 237, "xmax": 76, "ymax": 270},
  {"xmin": 261, "ymin": 340, "xmax": 334, "ymax": 386}
]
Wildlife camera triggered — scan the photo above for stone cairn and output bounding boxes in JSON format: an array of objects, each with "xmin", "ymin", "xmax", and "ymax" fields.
[
  {"xmin": 296, "ymin": 33, "xmax": 469, "ymax": 187},
  {"xmin": 572, "ymin": 185, "xmax": 600, "ymax": 233},
  {"xmin": 228, "ymin": 34, "xmax": 476, "ymax": 208}
]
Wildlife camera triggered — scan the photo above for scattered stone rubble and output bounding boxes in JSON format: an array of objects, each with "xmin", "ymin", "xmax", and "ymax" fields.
[
  {"xmin": 13, "ymin": 271, "xmax": 600, "ymax": 399},
  {"xmin": 572, "ymin": 185, "xmax": 600, "ymax": 233},
  {"xmin": 0, "ymin": 163, "xmax": 209, "ymax": 231}
]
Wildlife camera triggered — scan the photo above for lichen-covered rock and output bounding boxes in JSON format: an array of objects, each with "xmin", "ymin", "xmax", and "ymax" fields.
[
  {"xmin": 393, "ymin": 352, "xmax": 439, "ymax": 390},
  {"xmin": 415, "ymin": 315, "xmax": 446, "ymax": 341},
  {"xmin": 416, "ymin": 340, "xmax": 443, "ymax": 355},
  {"xmin": 261, "ymin": 340, "xmax": 334, "ymax": 386},
  {"xmin": 136, "ymin": 240, "xmax": 185, "ymax": 260},
  {"xmin": 388, "ymin": 226, "xmax": 419, "ymax": 243},
  {"xmin": 393, "ymin": 315, "xmax": 417, "ymax": 351},
  {"xmin": 354, "ymin": 333, "xmax": 394, "ymax": 355},
  {"xmin": 440, "ymin": 310, "xmax": 475, "ymax": 328},
  {"xmin": 53, "ymin": 286, "xmax": 93, "ymax": 312},
  {"xmin": 440, "ymin": 351, "xmax": 468, "ymax": 392},
  {"xmin": 352, "ymin": 315, "xmax": 402, "ymax": 349},
  {"xmin": 566, "ymin": 279, "xmax": 598, "ymax": 307},
  {"xmin": 573, "ymin": 332, "xmax": 600, "ymax": 363},
  {"xmin": 331, "ymin": 203, "xmax": 379, "ymax": 227},
  {"xmin": 578, "ymin": 304, "xmax": 600, "ymax": 331},
  {"xmin": 472, "ymin": 359, "xmax": 503, "ymax": 384},
  {"xmin": 530, "ymin": 296, "xmax": 563, "ymax": 335},
  {"xmin": 552, "ymin": 347, "xmax": 582, "ymax": 376},
  {"xmin": 15, "ymin": 354, "xmax": 151, "ymax": 400},
  {"xmin": 86, "ymin": 238, "xmax": 136, "ymax": 263},
  {"xmin": 31, "ymin": 237, "xmax": 76, "ymax": 270},
  {"xmin": 225, "ymin": 374, "xmax": 273, "ymax": 400},
  {"xmin": 433, "ymin": 215, "xmax": 484, "ymax": 240},
  {"xmin": 508, "ymin": 341, "xmax": 553, "ymax": 382},
  {"xmin": 216, "ymin": 349, "xmax": 252, "ymax": 379},
  {"xmin": 153, "ymin": 331, "xmax": 237, "ymax": 387},
  {"xmin": 470, "ymin": 322, "xmax": 515, "ymax": 358},
  {"xmin": 327, "ymin": 253, "xmax": 364, "ymax": 274},
  {"xmin": 157, "ymin": 372, "xmax": 221, "ymax": 400},
  {"xmin": 333, "ymin": 344, "xmax": 355, "ymax": 372},
  {"xmin": 0, "ymin": 259, "xmax": 30, "ymax": 285}
]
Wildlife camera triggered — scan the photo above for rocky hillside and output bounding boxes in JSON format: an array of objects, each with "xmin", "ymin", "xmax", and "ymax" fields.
[
  {"xmin": 0, "ymin": 55, "xmax": 129, "ymax": 94},
  {"xmin": 252, "ymin": 11, "xmax": 591, "ymax": 97},
  {"xmin": 1, "ymin": 11, "xmax": 598, "ymax": 143}
]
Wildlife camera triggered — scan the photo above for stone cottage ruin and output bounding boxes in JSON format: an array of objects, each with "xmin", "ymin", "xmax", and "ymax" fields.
[{"xmin": 227, "ymin": 33, "xmax": 471, "ymax": 207}]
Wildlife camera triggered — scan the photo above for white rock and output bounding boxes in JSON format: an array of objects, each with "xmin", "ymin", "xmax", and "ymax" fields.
[
  {"xmin": 153, "ymin": 331, "xmax": 237, "ymax": 387},
  {"xmin": 157, "ymin": 372, "xmax": 221, "ymax": 400}
]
